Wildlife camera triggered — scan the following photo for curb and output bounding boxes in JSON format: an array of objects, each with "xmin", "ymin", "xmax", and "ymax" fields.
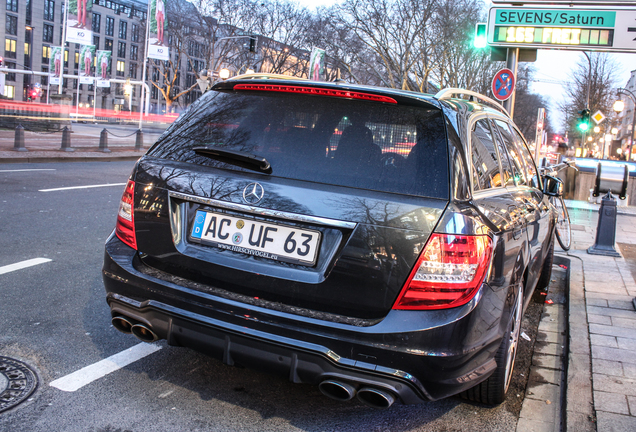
[
  {"xmin": 564, "ymin": 253, "xmax": 595, "ymax": 432},
  {"xmin": 0, "ymin": 155, "xmax": 142, "ymax": 164},
  {"xmin": 516, "ymin": 255, "xmax": 570, "ymax": 432}
]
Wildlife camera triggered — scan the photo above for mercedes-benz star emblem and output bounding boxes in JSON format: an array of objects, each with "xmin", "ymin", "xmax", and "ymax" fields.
[{"xmin": 243, "ymin": 182, "xmax": 264, "ymax": 204}]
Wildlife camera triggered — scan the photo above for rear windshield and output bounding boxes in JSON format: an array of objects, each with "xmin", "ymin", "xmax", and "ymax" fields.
[{"xmin": 148, "ymin": 90, "xmax": 449, "ymax": 199}]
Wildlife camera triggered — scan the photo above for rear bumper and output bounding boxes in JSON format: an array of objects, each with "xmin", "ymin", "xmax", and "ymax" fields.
[{"xmin": 103, "ymin": 234, "xmax": 506, "ymax": 403}]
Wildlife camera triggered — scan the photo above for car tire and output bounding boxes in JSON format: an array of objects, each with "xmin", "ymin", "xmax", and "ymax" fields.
[
  {"xmin": 461, "ymin": 282, "xmax": 523, "ymax": 405},
  {"xmin": 535, "ymin": 234, "xmax": 554, "ymax": 292}
]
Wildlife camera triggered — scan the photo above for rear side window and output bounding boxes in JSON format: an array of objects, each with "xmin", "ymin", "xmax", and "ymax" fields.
[
  {"xmin": 493, "ymin": 119, "xmax": 527, "ymax": 186},
  {"xmin": 511, "ymin": 128, "xmax": 540, "ymax": 188},
  {"xmin": 470, "ymin": 119, "xmax": 502, "ymax": 190},
  {"xmin": 148, "ymin": 90, "xmax": 449, "ymax": 199}
]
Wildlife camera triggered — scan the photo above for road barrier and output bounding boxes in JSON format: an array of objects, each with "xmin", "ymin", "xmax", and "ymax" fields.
[
  {"xmin": 60, "ymin": 127, "xmax": 73, "ymax": 152},
  {"xmin": 588, "ymin": 191, "xmax": 621, "ymax": 257},
  {"xmin": 13, "ymin": 124, "xmax": 26, "ymax": 152},
  {"xmin": 99, "ymin": 128, "xmax": 110, "ymax": 153},
  {"xmin": 11, "ymin": 124, "xmax": 147, "ymax": 153}
]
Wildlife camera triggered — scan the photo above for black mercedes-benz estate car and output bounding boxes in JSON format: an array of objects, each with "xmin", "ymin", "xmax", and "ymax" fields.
[{"xmin": 103, "ymin": 76, "xmax": 557, "ymax": 408}]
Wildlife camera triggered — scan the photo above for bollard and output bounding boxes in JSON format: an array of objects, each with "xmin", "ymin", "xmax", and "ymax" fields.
[
  {"xmin": 99, "ymin": 128, "xmax": 111, "ymax": 153},
  {"xmin": 60, "ymin": 126, "xmax": 74, "ymax": 152},
  {"xmin": 587, "ymin": 191, "xmax": 621, "ymax": 257},
  {"xmin": 13, "ymin": 124, "xmax": 27, "ymax": 152},
  {"xmin": 135, "ymin": 129, "xmax": 144, "ymax": 151}
]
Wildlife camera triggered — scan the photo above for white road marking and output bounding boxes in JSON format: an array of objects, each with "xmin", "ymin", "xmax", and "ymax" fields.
[
  {"xmin": 39, "ymin": 183, "xmax": 126, "ymax": 192},
  {"xmin": 50, "ymin": 343, "xmax": 162, "ymax": 392},
  {"xmin": 0, "ymin": 258, "xmax": 52, "ymax": 275},
  {"xmin": 0, "ymin": 169, "xmax": 56, "ymax": 172}
]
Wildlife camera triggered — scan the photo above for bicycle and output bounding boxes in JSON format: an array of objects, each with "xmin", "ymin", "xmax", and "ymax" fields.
[{"xmin": 540, "ymin": 158, "xmax": 576, "ymax": 251}]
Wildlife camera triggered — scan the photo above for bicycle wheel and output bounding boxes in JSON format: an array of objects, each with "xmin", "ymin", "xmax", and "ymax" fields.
[{"xmin": 554, "ymin": 196, "xmax": 571, "ymax": 251}]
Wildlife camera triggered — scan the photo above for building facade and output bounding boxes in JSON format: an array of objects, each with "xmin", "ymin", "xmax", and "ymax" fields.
[
  {"xmin": 1, "ymin": 0, "xmax": 209, "ymax": 113},
  {"xmin": 616, "ymin": 70, "xmax": 636, "ymax": 152}
]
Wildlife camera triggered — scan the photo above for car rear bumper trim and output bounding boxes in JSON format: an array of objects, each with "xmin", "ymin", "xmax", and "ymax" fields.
[{"xmin": 106, "ymin": 291, "xmax": 434, "ymax": 404}]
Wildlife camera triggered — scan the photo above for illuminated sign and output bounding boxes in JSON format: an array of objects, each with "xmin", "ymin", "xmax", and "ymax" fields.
[
  {"xmin": 487, "ymin": 7, "xmax": 636, "ymax": 53},
  {"xmin": 492, "ymin": 26, "xmax": 613, "ymax": 47}
]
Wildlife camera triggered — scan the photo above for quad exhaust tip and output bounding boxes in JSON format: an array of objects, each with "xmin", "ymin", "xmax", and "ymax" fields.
[
  {"xmin": 111, "ymin": 315, "xmax": 134, "ymax": 334},
  {"xmin": 356, "ymin": 387, "xmax": 395, "ymax": 409},
  {"xmin": 318, "ymin": 380, "xmax": 356, "ymax": 402},
  {"xmin": 319, "ymin": 381, "xmax": 396, "ymax": 409},
  {"xmin": 131, "ymin": 323, "xmax": 159, "ymax": 343}
]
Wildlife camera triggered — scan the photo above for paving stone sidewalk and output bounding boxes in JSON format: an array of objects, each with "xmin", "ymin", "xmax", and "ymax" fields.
[{"xmin": 566, "ymin": 203, "xmax": 636, "ymax": 432}]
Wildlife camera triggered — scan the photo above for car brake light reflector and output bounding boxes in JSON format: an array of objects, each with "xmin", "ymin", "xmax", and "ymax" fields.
[
  {"xmin": 393, "ymin": 234, "xmax": 492, "ymax": 310},
  {"xmin": 233, "ymin": 84, "xmax": 398, "ymax": 104},
  {"xmin": 116, "ymin": 180, "xmax": 137, "ymax": 250}
]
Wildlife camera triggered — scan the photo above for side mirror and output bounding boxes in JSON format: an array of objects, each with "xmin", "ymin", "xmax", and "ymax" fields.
[{"xmin": 543, "ymin": 175, "xmax": 563, "ymax": 197}]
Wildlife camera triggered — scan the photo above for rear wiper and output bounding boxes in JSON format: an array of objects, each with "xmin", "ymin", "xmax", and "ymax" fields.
[{"xmin": 193, "ymin": 146, "xmax": 272, "ymax": 174}]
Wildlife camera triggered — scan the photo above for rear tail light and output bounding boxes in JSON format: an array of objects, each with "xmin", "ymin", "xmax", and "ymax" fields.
[
  {"xmin": 115, "ymin": 180, "xmax": 137, "ymax": 250},
  {"xmin": 393, "ymin": 233, "xmax": 493, "ymax": 310}
]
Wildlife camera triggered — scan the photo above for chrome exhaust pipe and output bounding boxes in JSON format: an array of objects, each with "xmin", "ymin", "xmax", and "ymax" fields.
[
  {"xmin": 131, "ymin": 323, "xmax": 159, "ymax": 342},
  {"xmin": 356, "ymin": 387, "xmax": 395, "ymax": 409},
  {"xmin": 112, "ymin": 315, "xmax": 135, "ymax": 334},
  {"xmin": 318, "ymin": 380, "xmax": 356, "ymax": 401}
]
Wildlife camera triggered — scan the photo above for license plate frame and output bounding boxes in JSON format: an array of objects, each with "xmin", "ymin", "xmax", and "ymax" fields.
[{"xmin": 189, "ymin": 210, "xmax": 321, "ymax": 266}]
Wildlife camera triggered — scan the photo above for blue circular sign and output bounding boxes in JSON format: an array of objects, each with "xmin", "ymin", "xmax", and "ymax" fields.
[{"xmin": 492, "ymin": 68, "xmax": 515, "ymax": 101}]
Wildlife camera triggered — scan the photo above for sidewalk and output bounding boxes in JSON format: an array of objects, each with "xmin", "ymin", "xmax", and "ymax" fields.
[{"xmin": 565, "ymin": 200, "xmax": 636, "ymax": 431}]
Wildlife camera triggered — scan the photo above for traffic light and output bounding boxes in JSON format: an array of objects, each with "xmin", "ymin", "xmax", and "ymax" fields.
[
  {"xmin": 577, "ymin": 109, "xmax": 591, "ymax": 132},
  {"xmin": 474, "ymin": 23, "xmax": 487, "ymax": 48},
  {"xmin": 248, "ymin": 37, "xmax": 257, "ymax": 53},
  {"xmin": 0, "ymin": 56, "xmax": 4, "ymax": 67}
]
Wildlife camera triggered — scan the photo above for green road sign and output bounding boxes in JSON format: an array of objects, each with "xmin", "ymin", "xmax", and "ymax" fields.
[{"xmin": 487, "ymin": 6, "xmax": 636, "ymax": 53}]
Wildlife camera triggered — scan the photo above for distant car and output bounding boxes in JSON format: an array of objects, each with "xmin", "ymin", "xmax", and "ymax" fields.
[{"xmin": 103, "ymin": 77, "xmax": 556, "ymax": 408}]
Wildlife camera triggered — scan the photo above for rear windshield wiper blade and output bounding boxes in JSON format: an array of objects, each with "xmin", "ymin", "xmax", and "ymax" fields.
[{"xmin": 193, "ymin": 146, "xmax": 272, "ymax": 174}]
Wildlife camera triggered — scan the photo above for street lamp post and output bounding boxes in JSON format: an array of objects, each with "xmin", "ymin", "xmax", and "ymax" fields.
[{"xmin": 613, "ymin": 88, "xmax": 636, "ymax": 162}]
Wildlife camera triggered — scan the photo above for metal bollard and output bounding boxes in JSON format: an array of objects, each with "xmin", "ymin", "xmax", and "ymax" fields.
[
  {"xmin": 99, "ymin": 128, "xmax": 110, "ymax": 153},
  {"xmin": 135, "ymin": 129, "xmax": 144, "ymax": 151},
  {"xmin": 13, "ymin": 124, "xmax": 27, "ymax": 152},
  {"xmin": 60, "ymin": 126, "xmax": 74, "ymax": 152},
  {"xmin": 587, "ymin": 191, "xmax": 621, "ymax": 257}
]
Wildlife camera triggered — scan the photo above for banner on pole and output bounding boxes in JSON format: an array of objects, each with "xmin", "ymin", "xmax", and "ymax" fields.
[
  {"xmin": 49, "ymin": 46, "xmax": 63, "ymax": 85},
  {"xmin": 96, "ymin": 50, "xmax": 112, "ymax": 87},
  {"xmin": 309, "ymin": 48, "xmax": 325, "ymax": 81},
  {"xmin": 66, "ymin": 0, "xmax": 92, "ymax": 45},
  {"xmin": 79, "ymin": 45, "xmax": 96, "ymax": 84},
  {"xmin": 147, "ymin": 0, "xmax": 169, "ymax": 60}
]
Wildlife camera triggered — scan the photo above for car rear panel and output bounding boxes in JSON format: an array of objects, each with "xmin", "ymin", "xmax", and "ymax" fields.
[
  {"xmin": 133, "ymin": 157, "xmax": 446, "ymax": 320},
  {"xmin": 128, "ymin": 85, "xmax": 451, "ymax": 320}
]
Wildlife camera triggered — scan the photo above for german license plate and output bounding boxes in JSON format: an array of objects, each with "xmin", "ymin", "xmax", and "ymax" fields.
[{"xmin": 190, "ymin": 210, "xmax": 321, "ymax": 265}]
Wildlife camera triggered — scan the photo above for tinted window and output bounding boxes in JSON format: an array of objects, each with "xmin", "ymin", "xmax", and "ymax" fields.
[
  {"xmin": 471, "ymin": 119, "xmax": 501, "ymax": 190},
  {"xmin": 511, "ymin": 127, "xmax": 540, "ymax": 188},
  {"xmin": 493, "ymin": 119, "xmax": 527, "ymax": 186},
  {"xmin": 148, "ymin": 91, "xmax": 449, "ymax": 199},
  {"xmin": 488, "ymin": 119, "xmax": 514, "ymax": 187}
]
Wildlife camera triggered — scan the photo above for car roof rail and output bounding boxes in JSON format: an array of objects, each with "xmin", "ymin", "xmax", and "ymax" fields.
[
  {"xmin": 434, "ymin": 88, "xmax": 509, "ymax": 116},
  {"xmin": 228, "ymin": 73, "xmax": 308, "ymax": 81}
]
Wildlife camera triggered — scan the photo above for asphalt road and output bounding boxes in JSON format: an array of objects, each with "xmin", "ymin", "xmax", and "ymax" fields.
[{"xmin": 0, "ymin": 161, "xmax": 546, "ymax": 432}]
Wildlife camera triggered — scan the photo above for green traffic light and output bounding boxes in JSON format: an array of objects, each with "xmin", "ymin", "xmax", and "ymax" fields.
[
  {"xmin": 578, "ymin": 122, "xmax": 590, "ymax": 132},
  {"xmin": 474, "ymin": 23, "xmax": 487, "ymax": 48}
]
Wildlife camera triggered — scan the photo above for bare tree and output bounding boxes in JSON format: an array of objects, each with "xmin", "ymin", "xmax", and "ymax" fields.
[
  {"xmin": 429, "ymin": 0, "xmax": 502, "ymax": 94},
  {"xmin": 339, "ymin": 0, "xmax": 437, "ymax": 90},
  {"xmin": 513, "ymin": 65, "xmax": 552, "ymax": 141},
  {"xmin": 559, "ymin": 52, "xmax": 620, "ymax": 145}
]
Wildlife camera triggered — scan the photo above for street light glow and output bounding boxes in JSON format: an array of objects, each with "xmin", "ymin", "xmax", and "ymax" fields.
[
  {"xmin": 593, "ymin": 126, "xmax": 600, "ymax": 133},
  {"xmin": 219, "ymin": 68, "xmax": 231, "ymax": 80},
  {"xmin": 613, "ymin": 100, "xmax": 625, "ymax": 113}
]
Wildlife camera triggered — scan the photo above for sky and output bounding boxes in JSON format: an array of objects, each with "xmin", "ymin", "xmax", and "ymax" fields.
[{"xmin": 295, "ymin": 0, "xmax": 636, "ymax": 131}]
